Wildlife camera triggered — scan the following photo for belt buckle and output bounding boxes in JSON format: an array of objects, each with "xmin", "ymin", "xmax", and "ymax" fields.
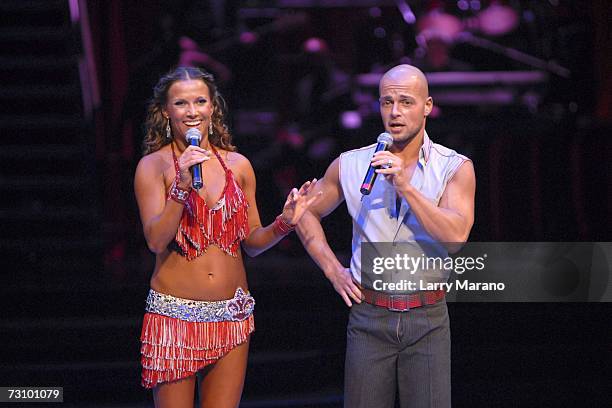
[{"xmin": 387, "ymin": 295, "xmax": 410, "ymax": 312}]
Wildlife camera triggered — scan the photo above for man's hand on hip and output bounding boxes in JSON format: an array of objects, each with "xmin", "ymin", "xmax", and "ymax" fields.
[{"xmin": 327, "ymin": 267, "xmax": 362, "ymax": 307}]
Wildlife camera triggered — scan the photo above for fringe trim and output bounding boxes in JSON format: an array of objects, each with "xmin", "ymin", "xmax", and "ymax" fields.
[
  {"xmin": 140, "ymin": 313, "xmax": 254, "ymax": 389},
  {"xmin": 175, "ymin": 170, "xmax": 249, "ymax": 260}
]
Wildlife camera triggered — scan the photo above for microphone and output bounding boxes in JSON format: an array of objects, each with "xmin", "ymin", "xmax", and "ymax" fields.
[
  {"xmin": 185, "ymin": 128, "xmax": 203, "ymax": 190},
  {"xmin": 360, "ymin": 132, "xmax": 393, "ymax": 195}
]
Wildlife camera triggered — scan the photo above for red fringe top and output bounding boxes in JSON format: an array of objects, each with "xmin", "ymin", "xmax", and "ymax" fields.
[{"xmin": 169, "ymin": 144, "xmax": 249, "ymax": 259}]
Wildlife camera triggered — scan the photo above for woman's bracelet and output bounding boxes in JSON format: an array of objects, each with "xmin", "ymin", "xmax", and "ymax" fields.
[
  {"xmin": 169, "ymin": 180, "xmax": 191, "ymax": 204},
  {"xmin": 274, "ymin": 214, "xmax": 296, "ymax": 235}
]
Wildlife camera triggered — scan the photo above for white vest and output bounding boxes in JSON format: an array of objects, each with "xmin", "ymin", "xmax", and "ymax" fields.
[{"xmin": 339, "ymin": 131, "xmax": 470, "ymax": 290}]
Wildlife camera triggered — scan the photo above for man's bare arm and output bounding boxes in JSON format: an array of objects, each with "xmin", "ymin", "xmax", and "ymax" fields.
[
  {"xmin": 373, "ymin": 152, "xmax": 476, "ymax": 251},
  {"xmin": 402, "ymin": 161, "xmax": 475, "ymax": 248},
  {"xmin": 296, "ymin": 157, "xmax": 362, "ymax": 306}
]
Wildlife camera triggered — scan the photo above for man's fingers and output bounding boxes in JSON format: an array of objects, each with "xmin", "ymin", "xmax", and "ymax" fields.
[
  {"xmin": 349, "ymin": 285, "xmax": 362, "ymax": 304},
  {"xmin": 372, "ymin": 152, "xmax": 393, "ymax": 161},
  {"xmin": 344, "ymin": 278, "xmax": 361, "ymax": 302},
  {"xmin": 375, "ymin": 168, "xmax": 394, "ymax": 175},
  {"xmin": 341, "ymin": 285, "xmax": 360, "ymax": 306},
  {"xmin": 340, "ymin": 291, "xmax": 353, "ymax": 307},
  {"xmin": 375, "ymin": 165, "xmax": 401, "ymax": 175},
  {"xmin": 372, "ymin": 158, "xmax": 396, "ymax": 168}
]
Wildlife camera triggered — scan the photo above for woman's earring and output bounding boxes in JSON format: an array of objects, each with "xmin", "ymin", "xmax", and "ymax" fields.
[
  {"xmin": 208, "ymin": 121, "xmax": 213, "ymax": 136},
  {"xmin": 166, "ymin": 118, "xmax": 171, "ymax": 140}
]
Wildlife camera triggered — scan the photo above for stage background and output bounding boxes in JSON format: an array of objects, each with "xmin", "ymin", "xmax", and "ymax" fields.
[{"xmin": 0, "ymin": 0, "xmax": 610, "ymax": 406}]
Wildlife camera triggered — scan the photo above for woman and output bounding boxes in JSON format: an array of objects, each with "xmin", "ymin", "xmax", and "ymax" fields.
[{"xmin": 134, "ymin": 67, "xmax": 318, "ymax": 408}]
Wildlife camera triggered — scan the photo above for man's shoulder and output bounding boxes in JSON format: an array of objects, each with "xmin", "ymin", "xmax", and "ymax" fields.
[
  {"xmin": 428, "ymin": 139, "xmax": 470, "ymax": 163},
  {"xmin": 340, "ymin": 143, "xmax": 377, "ymax": 159},
  {"xmin": 337, "ymin": 143, "xmax": 376, "ymax": 182}
]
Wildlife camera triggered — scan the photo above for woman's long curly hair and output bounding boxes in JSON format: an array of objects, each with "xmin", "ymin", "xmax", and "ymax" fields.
[{"xmin": 142, "ymin": 67, "xmax": 235, "ymax": 155}]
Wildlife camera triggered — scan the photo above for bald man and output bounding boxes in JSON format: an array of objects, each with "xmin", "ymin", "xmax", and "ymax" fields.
[{"xmin": 297, "ymin": 65, "xmax": 475, "ymax": 407}]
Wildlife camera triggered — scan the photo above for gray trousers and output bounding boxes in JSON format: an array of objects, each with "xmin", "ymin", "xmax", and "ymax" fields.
[{"xmin": 344, "ymin": 300, "xmax": 451, "ymax": 408}]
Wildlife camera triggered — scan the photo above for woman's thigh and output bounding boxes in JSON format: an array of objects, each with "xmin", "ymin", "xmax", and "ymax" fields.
[
  {"xmin": 198, "ymin": 338, "xmax": 250, "ymax": 408},
  {"xmin": 153, "ymin": 376, "xmax": 197, "ymax": 408}
]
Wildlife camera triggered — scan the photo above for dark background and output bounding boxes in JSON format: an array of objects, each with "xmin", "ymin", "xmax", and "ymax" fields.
[{"xmin": 0, "ymin": 0, "xmax": 610, "ymax": 407}]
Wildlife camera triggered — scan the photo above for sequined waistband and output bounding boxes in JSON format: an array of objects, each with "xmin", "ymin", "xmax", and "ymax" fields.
[{"xmin": 145, "ymin": 288, "xmax": 255, "ymax": 322}]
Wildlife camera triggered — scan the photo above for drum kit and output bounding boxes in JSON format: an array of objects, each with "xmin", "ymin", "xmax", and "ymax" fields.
[
  {"xmin": 411, "ymin": 0, "xmax": 569, "ymax": 77},
  {"xmin": 351, "ymin": 1, "xmax": 570, "ymax": 111}
]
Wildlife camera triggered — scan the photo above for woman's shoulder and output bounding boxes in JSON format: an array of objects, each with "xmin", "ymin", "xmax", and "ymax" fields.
[
  {"xmin": 218, "ymin": 149, "xmax": 254, "ymax": 186},
  {"xmin": 219, "ymin": 149, "xmax": 251, "ymax": 171},
  {"xmin": 136, "ymin": 145, "xmax": 172, "ymax": 174}
]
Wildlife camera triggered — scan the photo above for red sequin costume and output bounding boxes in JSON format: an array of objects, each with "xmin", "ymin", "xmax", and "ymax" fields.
[
  {"xmin": 140, "ymin": 144, "xmax": 253, "ymax": 389},
  {"xmin": 171, "ymin": 144, "xmax": 249, "ymax": 258}
]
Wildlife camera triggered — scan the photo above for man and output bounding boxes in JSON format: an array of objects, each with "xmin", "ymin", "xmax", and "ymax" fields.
[{"xmin": 296, "ymin": 64, "xmax": 475, "ymax": 407}]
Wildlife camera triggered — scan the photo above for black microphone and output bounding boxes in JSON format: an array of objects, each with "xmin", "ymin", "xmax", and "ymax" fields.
[
  {"xmin": 360, "ymin": 132, "xmax": 393, "ymax": 195},
  {"xmin": 185, "ymin": 128, "xmax": 203, "ymax": 190}
]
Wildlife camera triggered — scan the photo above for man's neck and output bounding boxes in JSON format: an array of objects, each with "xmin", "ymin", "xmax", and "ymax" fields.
[{"xmin": 390, "ymin": 131, "xmax": 424, "ymax": 164}]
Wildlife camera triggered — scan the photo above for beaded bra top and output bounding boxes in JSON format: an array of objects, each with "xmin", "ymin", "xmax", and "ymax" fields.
[{"xmin": 169, "ymin": 144, "xmax": 249, "ymax": 259}]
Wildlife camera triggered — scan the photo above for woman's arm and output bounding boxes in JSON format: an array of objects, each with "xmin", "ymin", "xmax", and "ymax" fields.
[
  {"xmin": 237, "ymin": 154, "xmax": 319, "ymax": 257},
  {"xmin": 134, "ymin": 147, "xmax": 209, "ymax": 253}
]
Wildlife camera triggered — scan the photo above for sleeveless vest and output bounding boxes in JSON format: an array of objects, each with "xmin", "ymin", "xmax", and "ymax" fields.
[{"xmin": 339, "ymin": 131, "xmax": 469, "ymax": 291}]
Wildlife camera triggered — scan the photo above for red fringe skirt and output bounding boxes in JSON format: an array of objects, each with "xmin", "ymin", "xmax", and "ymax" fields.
[{"xmin": 140, "ymin": 312, "xmax": 255, "ymax": 388}]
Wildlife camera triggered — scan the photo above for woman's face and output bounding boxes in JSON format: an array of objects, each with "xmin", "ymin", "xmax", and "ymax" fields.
[{"xmin": 163, "ymin": 79, "xmax": 214, "ymax": 144}]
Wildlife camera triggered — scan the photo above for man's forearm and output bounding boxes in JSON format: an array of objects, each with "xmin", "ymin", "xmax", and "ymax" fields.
[{"xmin": 296, "ymin": 211, "xmax": 344, "ymax": 278}]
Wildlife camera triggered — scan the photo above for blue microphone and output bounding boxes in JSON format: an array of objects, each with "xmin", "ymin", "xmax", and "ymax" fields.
[
  {"xmin": 185, "ymin": 128, "xmax": 203, "ymax": 190},
  {"xmin": 360, "ymin": 132, "xmax": 393, "ymax": 195}
]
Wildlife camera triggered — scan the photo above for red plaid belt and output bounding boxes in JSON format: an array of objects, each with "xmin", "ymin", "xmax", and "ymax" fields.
[{"xmin": 360, "ymin": 287, "xmax": 445, "ymax": 312}]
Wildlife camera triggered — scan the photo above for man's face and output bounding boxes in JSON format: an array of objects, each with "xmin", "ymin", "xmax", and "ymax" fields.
[{"xmin": 379, "ymin": 73, "xmax": 432, "ymax": 146}]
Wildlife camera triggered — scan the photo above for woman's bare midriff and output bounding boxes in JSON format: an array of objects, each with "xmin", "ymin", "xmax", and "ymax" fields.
[{"xmin": 150, "ymin": 245, "xmax": 248, "ymax": 301}]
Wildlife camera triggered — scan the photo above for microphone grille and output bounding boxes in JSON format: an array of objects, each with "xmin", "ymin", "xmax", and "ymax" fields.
[
  {"xmin": 377, "ymin": 132, "xmax": 393, "ymax": 146},
  {"xmin": 185, "ymin": 128, "xmax": 202, "ymax": 142}
]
